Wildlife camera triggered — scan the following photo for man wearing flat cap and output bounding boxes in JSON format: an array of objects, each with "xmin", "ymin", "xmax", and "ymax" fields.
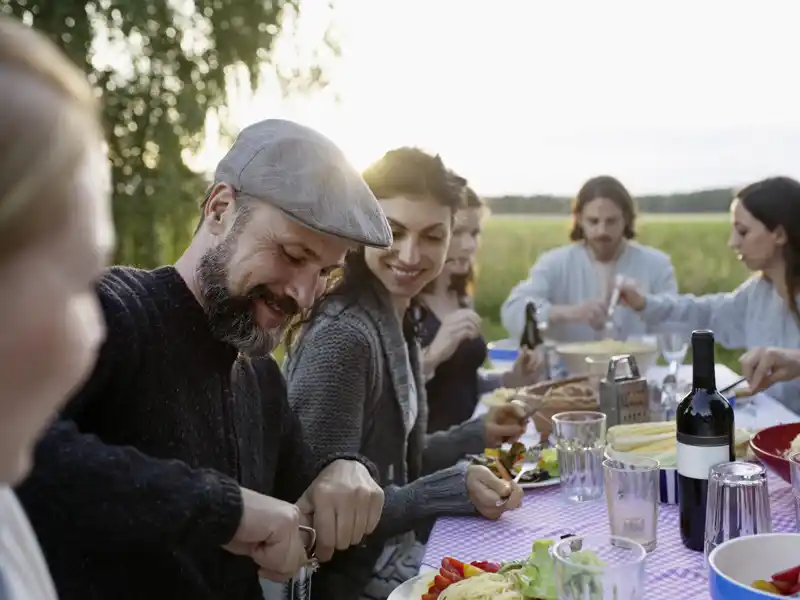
[{"xmin": 18, "ymin": 119, "xmax": 392, "ymax": 600}]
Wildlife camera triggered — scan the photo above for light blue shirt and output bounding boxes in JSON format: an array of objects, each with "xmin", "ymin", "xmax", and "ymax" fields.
[
  {"xmin": 641, "ymin": 276, "xmax": 800, "ymax": 412},
  {"xmin": 501, "ymin": 241, "xmax": 678, "ymax": 343}
]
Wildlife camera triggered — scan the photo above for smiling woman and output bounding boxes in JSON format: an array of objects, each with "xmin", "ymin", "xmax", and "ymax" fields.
[{"xmin": 284, "ymin": 147, "xmax": 528, "ymax": 600}]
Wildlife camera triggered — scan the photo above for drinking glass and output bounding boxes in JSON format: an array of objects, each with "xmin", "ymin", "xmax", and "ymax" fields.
[
  {"xmin": 553, "ymin": 534, "xmax": 646, "ymax": 600},
  {"xmin": 704, "ymin": 461, "xmax": 772, "ymax": 560},
  {"xmin": 790, "ymin": 451, "xmax": 800, "ymax": 531},
  {"xmin": 552, "ymin": 411, "xmax": 607, "ymax": 503},
  {"xmin": 655, "ymin": 321, "xmax": 690, "ymax": 372},
  {"xmin": 603, "ymin": 456, "xmax": 659, "ymax": 552}
]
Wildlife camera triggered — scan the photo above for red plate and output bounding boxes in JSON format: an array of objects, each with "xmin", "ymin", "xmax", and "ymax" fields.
[{"xmin": 749, "ymin": 422, "xmax": 800, "ymax": 483}]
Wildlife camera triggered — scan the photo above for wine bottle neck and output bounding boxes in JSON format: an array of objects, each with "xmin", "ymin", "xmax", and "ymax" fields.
[{"xmin": 692, "ymin": 335, "xmax": 716, "ymax": 391}]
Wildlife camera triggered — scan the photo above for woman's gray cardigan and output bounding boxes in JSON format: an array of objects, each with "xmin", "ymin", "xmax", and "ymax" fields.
[{"xmin": 284, "ymin": 281, "xmax": 486, "ymax": 599}]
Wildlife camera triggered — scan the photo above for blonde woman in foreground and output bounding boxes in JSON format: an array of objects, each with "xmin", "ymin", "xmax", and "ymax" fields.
[{"xmin": 0, "ymin": 17, "xmax": 114, "ymax": 600}]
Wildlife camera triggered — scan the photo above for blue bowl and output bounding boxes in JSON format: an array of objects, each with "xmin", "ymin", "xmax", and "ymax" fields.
[
  {"xmin": 487, "ymin": 341, "xmax": 520, "ymax": 364},
  {"xmin": 708, "ymin": 533, "xmax": 800, "ymax": 599}
]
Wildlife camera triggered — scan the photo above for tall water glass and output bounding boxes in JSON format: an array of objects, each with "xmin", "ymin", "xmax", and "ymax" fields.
[
  {"xmin": 603, "ymin": 456, "xmax": 659, "ymax": 552},
  {"xmin": 704, "ymin": 461, "xmax": 772, "ymax": 560},
  {"xmin": 552, "ymin": 411, "xmax": 607, "ymax": 502},
  {"xmin": 790, "ymin": 451, "xmax": 800, "ymax": 531},
  {"xmin": 553, "ymin": 534, "xmax": 646, "ymax": 600}
]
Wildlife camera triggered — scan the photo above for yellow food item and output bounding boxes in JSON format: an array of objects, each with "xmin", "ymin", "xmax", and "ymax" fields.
[
  {"xmin": 607, "ymin": 421, "xmax": 753, "ymax": 467},
  {"xmin": 461, "ymin": 563, "xmax": 486, "ymax": 578},
  {"xmin": 557, "ymin": 339, "xmax": 655, "ymax": 355},
  {"xmin": 751, "ymin": 579, "xmax": 780, "ymax": 593},
  {"xmin": 439, "ymin": 573, "xmax": 522, "ymax": 600},
  {"xmin": 483, "ymin": 387, "xmax": 517, "ymax": 408}
]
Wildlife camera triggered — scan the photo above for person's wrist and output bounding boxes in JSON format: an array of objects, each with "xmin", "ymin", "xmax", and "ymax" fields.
[{"xmin": 500, "ymin": 370, "xmax": 516, "ymax": 388}]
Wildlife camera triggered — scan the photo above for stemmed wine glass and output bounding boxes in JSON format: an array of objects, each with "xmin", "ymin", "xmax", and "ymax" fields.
[
  {"xmin": 654, "ymin": 322, "xmax": 690, "ymax": 418},
  {"xmin": 656, "ymin": 322, "xmax": 690, "ymax": 378}
]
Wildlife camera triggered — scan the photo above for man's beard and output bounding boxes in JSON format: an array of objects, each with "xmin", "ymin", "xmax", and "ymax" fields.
[{"xmin": 196, "ymin": 231, "xmax": 298, "ymax": 357}]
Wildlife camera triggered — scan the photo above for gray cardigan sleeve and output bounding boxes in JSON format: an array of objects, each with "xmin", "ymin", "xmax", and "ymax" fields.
[{"xmin": 285, "ymin": 315, "xmax": 475, "ymax": 539}]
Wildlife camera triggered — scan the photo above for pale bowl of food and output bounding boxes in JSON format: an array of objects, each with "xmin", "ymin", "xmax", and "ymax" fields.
[{"xmin": 555, "ymin": 338, "xmax": 659, "ymax": 377}]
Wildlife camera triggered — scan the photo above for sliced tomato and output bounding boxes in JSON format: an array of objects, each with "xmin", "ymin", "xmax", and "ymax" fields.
[
  {"xmin": 434, "ymin": 575, "xmax": 452, "ymax": 590},
  {"xmin": 771, "ymin": 579, "xmax": 793, "ymax": 594},
  {"xmin": 471, "ymin": 561, "xmax": 501, "ymax": 573},
  {"xmin": 771, "ymin": 565, "xmax": 800, "ymax": 583},
  {"xmin": 439, "ymin": 568, "xmax": 460, "ymax": 583},
  {"xmin": 422, "ymin": 594, "xmax": 439, "ymax": 600},
  {"xmin": 442, "ymin": 557, "xmax": 465, "ymax": 576},
  {"xmin": 789, "ymin": 581, "xmax": 800, "ymax": 595}
]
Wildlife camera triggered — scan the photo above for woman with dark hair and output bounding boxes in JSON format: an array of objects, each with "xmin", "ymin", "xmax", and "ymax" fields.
[
  {"xmin": 284, "ymin": 148, "xmax": 527, "ymax": 600},
  {"xmin": 417, "ymin": 185, "xmax": 543, "ymax": 433},
  {"xmin": 501, "ymin": 175, "xmax": 679, "ymax": 344},
  {"xmin": 620, "ymin": 176, "xmax": 800, "ymax": 410}
]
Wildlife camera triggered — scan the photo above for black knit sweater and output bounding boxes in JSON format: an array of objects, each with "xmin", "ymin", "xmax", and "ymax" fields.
[{"xmin": 15, "ymin": 266, "xmax": 353, "ymax": 600}]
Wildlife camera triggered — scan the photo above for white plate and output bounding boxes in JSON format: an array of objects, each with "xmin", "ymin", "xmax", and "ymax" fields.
[
  {"xmin": 388, "ymin": 572, "xmax": 435, "ymax": 600},
  {"xmin": 520, "ymin": 475, "xmax": 560, "ymax": 489}
]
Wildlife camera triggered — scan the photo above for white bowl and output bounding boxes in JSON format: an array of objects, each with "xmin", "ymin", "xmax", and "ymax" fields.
[
  {"xmin": 708, "ymin": 533, "xmax": 800, "ymax": 599},
  {"xmin": 555, "ymin": 338, "xmax": 659, "ymax": 376}
]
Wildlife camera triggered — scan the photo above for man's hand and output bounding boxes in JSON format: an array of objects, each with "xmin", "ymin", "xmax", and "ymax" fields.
[
  {"xmin": 296, "ymin": 459, "xmax": 384, "ymax": 562},
  {"xmin": 567, "ymin": 300, "xmax": 608, "ymax": 329},
  {"xmin": 466, "ymin": 465, "xmax": 523, "ymax": 520},
  {"xmin": 739, "ymin": 347, "xmax": 800, "ymax": 394},
  {"xmin": 483, "ymin": 401, "xmax": 529, "ymax": 448},
  {"xmin": 618, "ymin": 280, "xmax": 646, "ymax": 312},
  {"xmin": 425, "ymin": 309, "xmax": 482, "ymax": 370},
  {"xmin": 223, "ymin": 487, "xmax": 309, "ymax": 582}
]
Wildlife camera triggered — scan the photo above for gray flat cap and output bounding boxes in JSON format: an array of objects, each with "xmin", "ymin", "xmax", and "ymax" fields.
[{"xmin": 215, "ymin": 119, "xmax": 392, "ymax": 248}]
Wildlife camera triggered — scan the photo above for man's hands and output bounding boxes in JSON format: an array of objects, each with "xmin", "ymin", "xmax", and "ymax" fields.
[
  {"xmin": 483, "ymin": 401, "xmax": 529, "ymax": 448},
  {"xmin": 739, "ymin": 347, "xmax": 800, "ymax": 395},
  {"xmin": 296, "ymin": 460, "xmax": 384, "ymax": 562},
  {"xmin": 224, "ymin": 487, "xmax": 311, "ymax": 582},
  {"xmin": 466, "ymin": 465, "xmax": 523, "ymax": 520},
  {"xmin": 425, "ymin": 309, "xmax": 482, "ymax": 371}
]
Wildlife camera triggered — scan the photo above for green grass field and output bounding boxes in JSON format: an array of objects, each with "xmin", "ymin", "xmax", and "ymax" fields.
[{"xmin": 473, "ymin": 213, "xmax": 748, "ymax": 370}]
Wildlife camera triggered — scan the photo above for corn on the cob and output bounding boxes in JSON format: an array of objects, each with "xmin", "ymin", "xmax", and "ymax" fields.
[{"xmin": 607, "ymin": 420, "xmax": 753, "ymax": 465}]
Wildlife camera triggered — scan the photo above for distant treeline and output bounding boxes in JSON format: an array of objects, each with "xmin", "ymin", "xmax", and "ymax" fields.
[{"xmin": 485, "ymin": 188, "xmax": 734, "ymax": 214}]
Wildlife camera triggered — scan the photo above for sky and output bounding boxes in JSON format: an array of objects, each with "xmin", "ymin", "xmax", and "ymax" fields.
[{"xmin": 195, "ymin": 0, "xmax": 800, "ymax": 196}]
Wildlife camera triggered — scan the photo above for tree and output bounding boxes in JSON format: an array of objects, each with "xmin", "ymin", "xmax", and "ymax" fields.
[{"xmin": 1, "ymin": 0, "xmax": 334, "ymax": 266}]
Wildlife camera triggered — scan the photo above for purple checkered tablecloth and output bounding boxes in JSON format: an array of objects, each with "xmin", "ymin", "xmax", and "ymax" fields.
[{"xmin": 422, "ymin": 472, "xmax": 796, "ymax": 599}]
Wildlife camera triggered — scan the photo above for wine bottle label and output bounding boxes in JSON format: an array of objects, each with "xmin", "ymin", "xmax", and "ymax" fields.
[{"xmin": 676, "ymin": 440, "xmax": 730, "ymax": 480}]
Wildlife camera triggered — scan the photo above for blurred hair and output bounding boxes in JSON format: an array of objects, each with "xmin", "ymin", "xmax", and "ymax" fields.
[
  {"xmin": 569, "ymin": 175, "xmax": 637, "ymax": 241},
  {"xmin": 737, "ymin": 176, "xmax": 800, "ymax": 323},
  {"xmin": 448, "ymin": 185, "xmax": 487, "ymax": 302},
  {"xmin": 0, "ymin": 16, "xmax": 102, "ymax": 260}
]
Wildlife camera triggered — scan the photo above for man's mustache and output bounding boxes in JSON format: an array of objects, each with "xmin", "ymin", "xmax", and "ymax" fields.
[{"xmin": 247, "ymin": 284, "xmax": 298, "ymax": 317}]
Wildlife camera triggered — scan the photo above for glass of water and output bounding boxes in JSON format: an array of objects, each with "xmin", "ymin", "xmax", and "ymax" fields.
[
  {"xmin": 603, "ymin": 456, "xmax": 659, "ymax": 552},
  {"xmin": 704, "ymin": 461, "xmax": 772, "ymax": 560},
  {"xmin": 552, "ymin": 411, "xmax": 607, "ymax": 503},
  {"xmin": 553, "ymin": 534, "xmax": 646, "ymax": 600},
  {"xmin": 790, "ymin": 451, "xmax": 800, "ymax": 531}
]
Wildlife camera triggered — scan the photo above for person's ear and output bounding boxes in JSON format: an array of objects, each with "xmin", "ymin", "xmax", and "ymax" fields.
[{"xmin": 203, "ymin": 183, "xmax": 236, "ymax": 235}]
